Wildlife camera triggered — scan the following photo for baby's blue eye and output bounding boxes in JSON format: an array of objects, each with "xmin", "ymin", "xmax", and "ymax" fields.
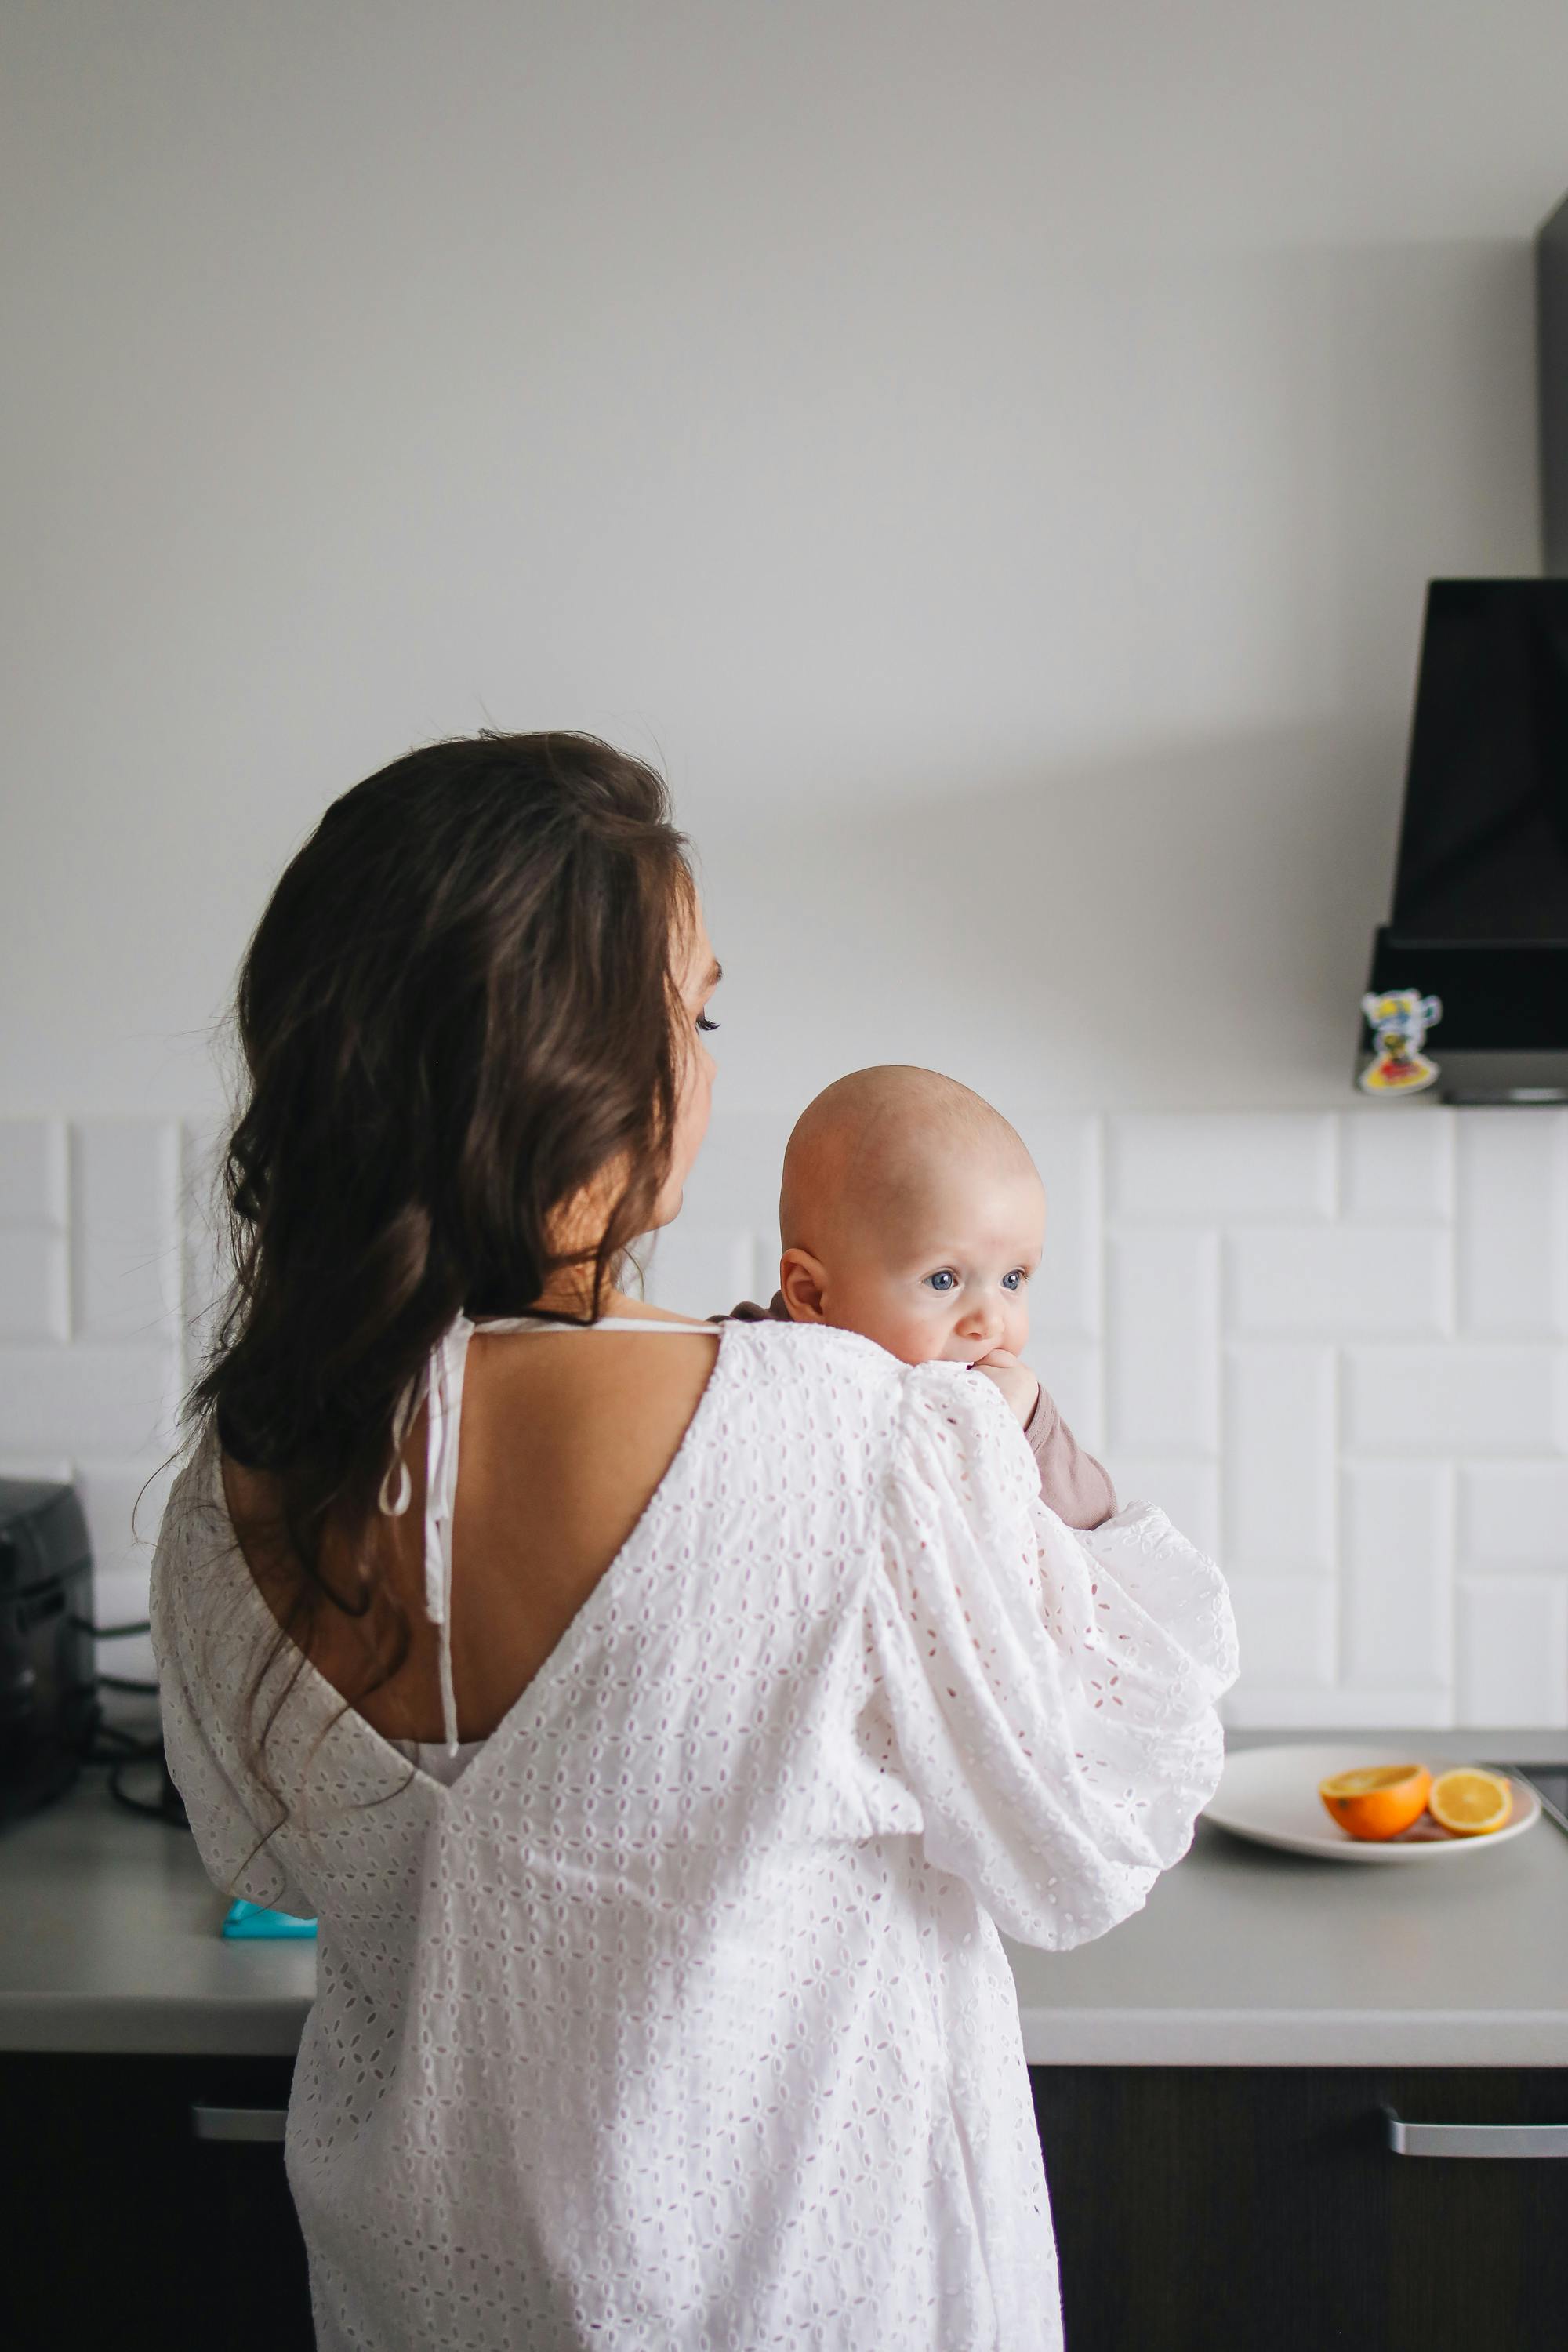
[
  {"xmin": 926, "ymin": 1270, "xmax": 956, "ymax": 1293},
  {"xmin": 1001, "ymin": 1269, "xmax": 1026, "ymax": 1292}
]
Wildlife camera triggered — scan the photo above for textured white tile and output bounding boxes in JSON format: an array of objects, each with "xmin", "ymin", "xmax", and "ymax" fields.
[
  {"xmin": 89, "ymin": 1563, "xmax": 156, "ymax": 1686},
  {"xmin": 1225, "ymin": 1348, "xmax": 1336, "ymax": 1571},
  {"xmin": 1027, "ymin": 1338, "xmax": 1104, "ymax": 1456},
  {"xmin": 1224, "ymin": 1685, "xmax": 1455, "ymax": 1730},
  {"xmin": 637, "ymin": 1221, "xmax": 756, "ymax": 1319},
  {"xmin": 1106, "ymin": 1458, "xmax": 1220, "ymax": 1556},
  {"xmin": 1456, "ymin": 1110, "xmax": 1568, "ymax": 1336},
  {"xmin": 1345, "ymin": 1347, "xmax": 1567, "ymax": 1455},
  {"xmin": 72, "ymin": 1121, "xmax": 181, "ymax": 1341},
  {"xmin": 180, "ymin": 1120, "xmax": 232, "ymax": 1377},
  {"xmin": 1107, "ymin": 1229, "xmax": 1219, "ymax": 1452},
  {"xmin": 1455, "ymin": 1577, "xmax": 1568, "ymax": 1728},
  {"xmin": 0, "ymin": 1229, "xmax": 69, "ymax": 1339},
  {"xmin": 1229, "ymin": 1228, "xmax": 1450, "ymax": 1337},
  {"xmin": 1011, "ymin": 1112, "xmax": 1102, "ymax": 1338},
  {"xmin": 1109, "ymin": 1115, "xmax": 1334, "ymax": 1222},
  {"xmin": 1338, "ymin": 1109, "xmax": 1454, "ymax": 1222},
  {"xmin": 1457, "ymin": 1463, "xmax": 1568, "ymax": 1570},
  {"xmin": 0, "ymin": 1346, "xmax": 181, "ymax": 1455},
  {"xmin": 0, "ymin": 1120, "xmax": 67, "ymax": 1226},
  {"xmin": 1224, "ymin": 1577, "xmax": 1335, "ymax": 1689},
  {"xmin": 1341, "ymin": 1463, "xmax": 1454, "ymax": 1689},
  {"xmin": 74, "ymin": 1456, "xmax": 177, "ymax": 1584}
]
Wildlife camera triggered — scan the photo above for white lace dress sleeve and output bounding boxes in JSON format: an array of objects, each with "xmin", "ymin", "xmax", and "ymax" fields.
[
  {"xmin": 866, "ymin": 1359, "xmax": 1239, "ymax": 1951},
  {"xmin": 150, "ymin": 1453, "xmax": 314, "ymax": 1920}
]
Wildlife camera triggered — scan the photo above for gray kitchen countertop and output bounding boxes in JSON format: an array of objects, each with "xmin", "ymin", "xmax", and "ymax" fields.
[{"xmin": 4, "ymin": 1730, "xmax": 1568, "ymax": 2064}]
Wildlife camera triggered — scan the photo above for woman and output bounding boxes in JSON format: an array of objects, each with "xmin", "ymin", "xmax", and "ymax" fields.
[{"xmin": 151, "ymin": 731, "xmax": 1236, "ymax": 2350}]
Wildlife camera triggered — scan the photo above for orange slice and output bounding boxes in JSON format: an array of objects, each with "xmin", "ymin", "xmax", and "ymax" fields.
[
  {"xmin": 1318, "ymin": 1762, "xmax": 1432, "ymax": 1841},
  {"xmin": 1427, "ymin": 1768, "xmax": 1512, "ymax": 1837}
]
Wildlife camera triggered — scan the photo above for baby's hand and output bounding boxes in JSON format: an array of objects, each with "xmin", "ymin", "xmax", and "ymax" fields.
[{"xmin": 968, "ymin": 1348, "xmax": 1040, "ymax": 1428}]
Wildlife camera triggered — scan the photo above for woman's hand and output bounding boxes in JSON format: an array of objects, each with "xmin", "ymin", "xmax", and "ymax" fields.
[{"xmin": 968, "ymin": 1348, "xmax": 1040, "ymax": 1429}]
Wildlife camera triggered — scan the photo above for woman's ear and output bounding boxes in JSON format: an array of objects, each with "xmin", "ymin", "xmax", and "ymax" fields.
[{"xmin": 779, "ymin": 1247, "xmax": 829, "ymax": 1323}]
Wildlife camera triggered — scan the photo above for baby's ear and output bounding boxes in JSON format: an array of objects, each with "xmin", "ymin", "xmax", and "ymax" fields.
[{"xmin": 779, "ymin": 1247, "xmax": 829, "ymax": 1323}]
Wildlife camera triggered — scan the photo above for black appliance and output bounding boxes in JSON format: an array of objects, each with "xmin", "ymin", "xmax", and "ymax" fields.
[
  {"xmin": 1359, "ymin": 578, "xmax": 1568, "ymax": 1102},
  {"xmin": 1539, "ymin": 187, "xmax": 1568, "ymax": 577},
  {"xmin": 1496, "ymin": 1762, "xmax": 1568, "ymax": 1839},
  {"xmin": 0, "ymin": 1477, "xmax": 96, "ymax": 1821}
]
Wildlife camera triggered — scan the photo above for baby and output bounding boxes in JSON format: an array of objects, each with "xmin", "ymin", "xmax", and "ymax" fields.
[{"xmin": 722, "ymin": 1064, "xmax": 1116, "ymax": 1530}]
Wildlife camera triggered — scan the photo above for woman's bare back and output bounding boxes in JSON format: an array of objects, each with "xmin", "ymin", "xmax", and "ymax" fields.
[{"xmin": 224, "ymin": 1312, "xmax": 721, "ymax": 1746}]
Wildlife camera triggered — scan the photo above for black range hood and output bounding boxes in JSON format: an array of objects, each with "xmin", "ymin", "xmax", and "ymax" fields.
[{"xmin": 1360, "ymin": 578, "xmax": 1568, "ymax": 1103}]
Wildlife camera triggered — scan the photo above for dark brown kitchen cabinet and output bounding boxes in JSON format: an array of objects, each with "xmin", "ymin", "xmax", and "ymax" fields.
[
  {"xmin": 7, "ymin": 2053, "xmax": 1566, "ymax": 2349},
  {"xmin": 1033, "ymin": 2066, "xmax": 1568, "ymax": 2352},
  {"xmin": 1, "ymin": 2052, "xmax": 313, "ymax": 2350}
]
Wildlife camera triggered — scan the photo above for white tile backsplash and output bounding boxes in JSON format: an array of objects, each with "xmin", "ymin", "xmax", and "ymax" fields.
[
  {"xmin": 0, "ymin": 1229, "xmax": 70, "ymax": 1340},
  {"xmin": 1456, "ymin": 1462, "xmax": 1568, "ymax": 1570},
  {"xmin": 1339, "ymin": 1462, "xmax": 1454, "ymax": 1692},
  {"xmin": 0, "ymin": 1120, "xmax": 67, "ymax": 1226},
  {"xmin": 71, "ymin": 1120, "xmax": 182, "ymax": 1341},
  {"xmin": 1014, "ymin": 1112, "xmax": 1102, "ymax": 1339},
  {"xmin": 0, "ymin": 1341, "xmax": 182, "ymax": 1456},
  {"xmin": 638, "ymin": 1219, "xmax": 757, "ymax": 1319},
  {"xmin": 1224, "ymin": 1346, "xmax": 1337, "ymax": 1573},
  {"xmin": 1107, "ymin": 1457, "xmax": 1221, "ymax": 1557},
  {"xmin": 1344, "ymin": 1345, "xmax": 1566, "ymax": 1455},
  {"xmin": 1454, "ymin": 1577, "xmax": 1568, "ymax": 1729},
  {"xmin": 1109, "ymin": 1114, "xmax": 1336, "ymax": 1223},
  {"xmin": 1455, "ymin": 1111, "xmax": 1568, "ymax": 1337},
  {"xmin": 1338, "ymin": 1109, "xmax": 1454, "ymax": 1224},
  {"xmin": 1223, "ymin": 1577, "xmax": 1336, "ymax": 1689},
  {"xmin": 1229, "ymin": 1226, "xmax": 1452, "ymax": 1336},
  {"xmin": 1107, "ymin": 1228, "xmax": 1221, "ymax": 1452},
  {"xmin": 3, "ymin": 1105, "xmax": 1568, "ymax": 1727},
  {"xmin": 1027, "ymin": 1337, "xmax": 1105, "ymax": 1457}
]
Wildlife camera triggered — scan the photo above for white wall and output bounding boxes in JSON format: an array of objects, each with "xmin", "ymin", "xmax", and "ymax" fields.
[
  {"xmin": 5, "ymin": 5, "xmax": 1568, "ymax": 1722},
  {"xmin": 4, "ymin": 1, "xmax": 1565, "ymax": 1114}
]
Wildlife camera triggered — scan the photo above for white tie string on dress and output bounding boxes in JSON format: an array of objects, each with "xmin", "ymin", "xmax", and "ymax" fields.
[
  {"xmin": 376, "ymin": 1311, "xmax": 476, "ymax": 1758},
  {"xmin": 372, "ymin": 1311, "xmax": 712, "ymax": 1760}
]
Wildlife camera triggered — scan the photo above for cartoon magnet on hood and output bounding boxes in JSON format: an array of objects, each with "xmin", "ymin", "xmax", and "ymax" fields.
[{"xmin": 1359, "ymin": 989, "xmax": 1443, "ymax": 1096}]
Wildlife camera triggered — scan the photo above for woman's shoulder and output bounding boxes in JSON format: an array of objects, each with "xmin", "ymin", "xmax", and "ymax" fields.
[
  {"xmin": 720, "ymin": 1317, "xmax": 906, "ymax": 1428},
  {"xmin": 148, "ymin": 1426, "xmax": 252, "ymax": 1649},
  {"xmin": 720, "ymin": 1322, "xmax": 1021, "ymax": 1476},
  {"xmin": 722, "ymin": 1314, "xmax": 901, "ymax": 1380}
]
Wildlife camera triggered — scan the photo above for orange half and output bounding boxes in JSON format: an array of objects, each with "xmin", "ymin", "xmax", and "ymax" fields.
[
  {"xmin": 1318, "ymin": 1762, "xmax": 1432, "ymax": 1841},
  {"xmin": 1427, "ymin": 1768, "xmax": 1512, "ymax": 1837}
]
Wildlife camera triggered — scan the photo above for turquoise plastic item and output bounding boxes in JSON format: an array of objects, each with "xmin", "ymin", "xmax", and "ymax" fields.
[{"xmin": 222, "ymin": 1899, "xmax": 318, "ymax": 1940}]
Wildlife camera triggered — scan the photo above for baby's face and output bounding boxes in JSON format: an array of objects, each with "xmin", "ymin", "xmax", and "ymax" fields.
[{"xmin": 808, "ymin": 1160, "xmax": 1045, "ymax": 1367}]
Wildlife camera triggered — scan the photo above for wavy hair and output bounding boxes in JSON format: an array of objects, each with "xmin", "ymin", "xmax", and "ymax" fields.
[{"xmin": 192, "ymin": 730, "xmax": 693, "ymax": 1802}]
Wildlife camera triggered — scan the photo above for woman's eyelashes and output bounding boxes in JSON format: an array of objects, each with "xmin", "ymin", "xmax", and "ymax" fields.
[{"xmin": 696, "ymin": 1013, "xmax": 720, "ymax": 1033}]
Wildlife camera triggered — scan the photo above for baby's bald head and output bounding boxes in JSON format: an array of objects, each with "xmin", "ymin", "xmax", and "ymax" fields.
[
  {"xmin": 779, "ymin": 1064, "xmax": 1041, "ymax": 1307},
  {"xmin": 776, "ymin": 1068, "xmax": 1044, "ymax": 1363}
]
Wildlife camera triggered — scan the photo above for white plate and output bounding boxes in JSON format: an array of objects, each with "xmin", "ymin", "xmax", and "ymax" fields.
[{"xmin": 1203, "ymin": 1744, "xmax": 1541, "ymax": 1863}]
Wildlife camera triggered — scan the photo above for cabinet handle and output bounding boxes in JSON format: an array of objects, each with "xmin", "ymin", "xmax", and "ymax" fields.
[
  {"xmin": 191, "ymin": 2102, "xmax": 289, "ymax": 2143},
  {"xmin": 1385, "ymin": 2109, "xmax": 1568, "ymax": 2159}
]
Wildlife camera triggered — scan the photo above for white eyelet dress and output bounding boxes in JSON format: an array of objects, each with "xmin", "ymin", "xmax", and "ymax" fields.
[{"xmin": 150, "ymin": 1315, "xmax": 1238, "ymax": 2352}]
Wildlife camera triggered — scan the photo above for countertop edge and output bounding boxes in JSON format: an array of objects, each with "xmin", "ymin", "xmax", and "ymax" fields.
[
  {"xmin": 1018, "ymin": 2007, "xmax": 1568, "ymax": 2068},
  {"xmin": 0, "ymin": 1992, "xmax": 312, "ymax": 2059}
]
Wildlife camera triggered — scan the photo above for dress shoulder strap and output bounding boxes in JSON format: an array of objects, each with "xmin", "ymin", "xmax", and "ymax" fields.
[{"xmin": 474, "ymin": 1313, "xmax": 716, "ymax": 1334}]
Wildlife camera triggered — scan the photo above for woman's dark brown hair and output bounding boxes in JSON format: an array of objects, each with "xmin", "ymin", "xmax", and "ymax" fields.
[{"xmin": 193, "ymin": 730, "xmax": 693, "ymax": 1804}]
